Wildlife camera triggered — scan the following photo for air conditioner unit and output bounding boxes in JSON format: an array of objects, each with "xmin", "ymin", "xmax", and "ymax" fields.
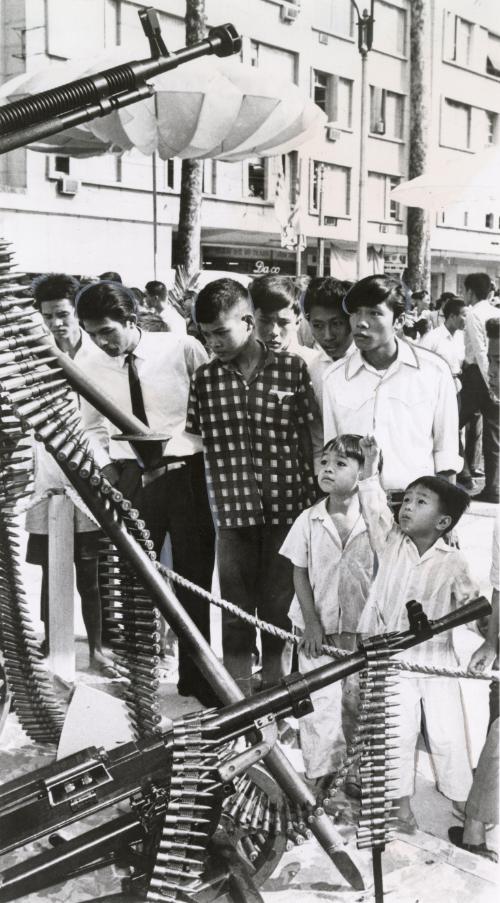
[
  {"xmin": 374, "ymin": 120, "xmax": 386, "ymax": 135},
  {"xmin": 57, "ymin": 176, "xmax": 80, "ymax": 196},
  {"xmin": 324, "ymin": 216, "xmax": 338, "ymax": 226},
  {"xmin": 280, "ymin": 3, "xmax": 300, "ymax": 23},
  {"xmin": 318, "ymin": 32, "xmax": 329, "ymax": 45},
  {"xmin": 379, "ymin": 224, "xmax": 388, "ymax": 233},
  {"xmin": 326, "ymin": 126, "xmax": 341, "ymax": 142}
]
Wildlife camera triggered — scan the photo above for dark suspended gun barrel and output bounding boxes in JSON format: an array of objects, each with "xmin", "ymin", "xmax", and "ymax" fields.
[{"xmin": 0, "ymin": 18, "xmax": 241, "ymax": 155}]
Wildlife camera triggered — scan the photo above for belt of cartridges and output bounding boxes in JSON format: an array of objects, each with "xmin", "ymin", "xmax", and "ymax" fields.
[
  {"xmin": 0, "ymin": 240, "xmax": 162, "ymax": 741},
  {"xmin": 147, "ymin": 710, "xmax": 219, "ymax": 902},
  {"xmin": 356, "ymin": 637, "xmax": 400, "ymax": 852}
]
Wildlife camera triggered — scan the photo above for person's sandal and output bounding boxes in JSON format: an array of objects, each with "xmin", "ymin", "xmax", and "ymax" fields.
[{"xmin": 448, "ymin": 826, "xmax": 498, "ymax": 862}]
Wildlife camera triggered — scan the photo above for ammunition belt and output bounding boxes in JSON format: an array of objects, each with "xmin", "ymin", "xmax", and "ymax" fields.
[
  {"xmin": 147, "ymin": 710, "xmax": 219, "ymax": 902},
  {"xmin": 356, "ymin": 638, "xmax": 400, "ymax": 851},
  {"xmin": 0, "ymin": 243, "xmax": 162, "ymax": 740},
  {"xmin": 0, "ymin": 240, "xmax": 63, "ymax": 743}
]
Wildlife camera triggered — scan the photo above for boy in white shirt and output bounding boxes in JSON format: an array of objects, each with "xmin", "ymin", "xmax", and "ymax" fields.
[
  {"xmin": 357, "ymin": 435, "xmax": 478, "ymax": 833},
  {"xmin": 280, "ymin": 435, "xmax": 377, "ymax": 790}
]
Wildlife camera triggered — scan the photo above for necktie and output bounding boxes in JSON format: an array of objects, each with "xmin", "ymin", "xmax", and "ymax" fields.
[{"xmin": 125, "ymin": 352, "xmax": 149, "ymax": 426}]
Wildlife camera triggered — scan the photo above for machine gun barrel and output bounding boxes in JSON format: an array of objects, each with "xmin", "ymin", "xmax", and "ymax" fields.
[
  {"xmin": 0, "ymin": 22, "xmax": 241, "ymax": 155},
  {"xmin": 205, "ymin": 595, "xmax": 491, "ymax": 737}
]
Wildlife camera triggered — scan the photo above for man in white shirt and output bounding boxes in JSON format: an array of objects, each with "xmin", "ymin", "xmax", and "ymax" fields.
[
  {"xmin": 323, "ymin": 275, "xmax": 461, "ymax": 504},
  {"xmin": 77, "ymin": 281, "xmax": 218, "ymax": 706},
  {"xmin": 460, "ymin": 273, "xmax": 499, "ymax": 502},
  {"xmin": 421, "ymin": 295, "xmax": 465, "ymax": 390}
]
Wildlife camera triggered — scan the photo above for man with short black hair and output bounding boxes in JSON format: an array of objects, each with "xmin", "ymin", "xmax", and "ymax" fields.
[
  {"xmin": 78, "ymin": 281, "xmax": 217, "ymax": 707},
  {"xmin": 323, "ymin": 275, "xmax": 461, "ymax": 504},
  {"xmin": 302, "ymin": 277, "xmax": 354, "ymax": 405},
  {"xmin": 145, "ymin": 280, "xmax": 186, "ymax": 334},
  {"xmin": 421, "ymin": 295, "xmax": 465, "ymax": 390}
]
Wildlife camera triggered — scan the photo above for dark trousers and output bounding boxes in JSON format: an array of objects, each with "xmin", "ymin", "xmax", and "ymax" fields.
[
  {"xmin": 459, "ymin": 364, "xmax": 499, "ymax": 498},
  {"xmin": 115, "ymin": 453, "xmax": 216, "ymax": 702},
  {"xmin": 217, "ymin": 523, "xmax": 293, "ymax": 695}
]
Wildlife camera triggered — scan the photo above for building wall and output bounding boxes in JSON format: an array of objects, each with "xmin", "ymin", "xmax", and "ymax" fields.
[{"xmin": 0, "ymin": 0, "xmax": 498, "ymax": 290}]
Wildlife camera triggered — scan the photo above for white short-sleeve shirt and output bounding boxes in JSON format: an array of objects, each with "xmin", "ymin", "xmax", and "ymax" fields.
[{"xmin": 279, "ymin": 498, "xmax": 374, "ymax": 634}]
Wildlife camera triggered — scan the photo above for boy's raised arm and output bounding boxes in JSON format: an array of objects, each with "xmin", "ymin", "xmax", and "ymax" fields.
[{"xmin": 358, "ymin": 435, "xmax": 394, "ymax": 556}]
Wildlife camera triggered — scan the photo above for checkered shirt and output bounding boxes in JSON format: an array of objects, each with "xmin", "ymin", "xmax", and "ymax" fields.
[{"xmin": 186, "ymin": 347, "xmax": 320, "ymax": 528}]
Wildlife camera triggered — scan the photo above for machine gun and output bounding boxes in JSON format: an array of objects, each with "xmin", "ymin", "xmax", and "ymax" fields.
[
  {"xmin": 0, "ymin": 595, "xmax": 490, "ymax": 903},
  {"xmin": 0, "ymin": 8, "xmax": 241, "ymax": 155}
]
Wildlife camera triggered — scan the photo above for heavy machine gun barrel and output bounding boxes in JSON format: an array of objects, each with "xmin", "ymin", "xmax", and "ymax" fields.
[{"xmin": 0, "ymin": 8, "xmax": 241, "ymax": 155}]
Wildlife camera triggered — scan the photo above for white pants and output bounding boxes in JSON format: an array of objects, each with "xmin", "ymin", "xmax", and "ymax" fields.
[
  {"xmin": 298, "ymin": 633, "xmax": 359, "ymax": 780},
  {"xmin": 395, "ymin": 676, "xmax": 473, "ymax": 801}
]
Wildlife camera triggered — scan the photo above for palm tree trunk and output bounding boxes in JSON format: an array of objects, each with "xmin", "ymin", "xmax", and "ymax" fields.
[
  {"xmin": 177, "ymin": 0, "xmax": 207, "ymax": 276},
  {"xmin": 407, "ymin": 0, "xmax": 431, "ymax": 292}
]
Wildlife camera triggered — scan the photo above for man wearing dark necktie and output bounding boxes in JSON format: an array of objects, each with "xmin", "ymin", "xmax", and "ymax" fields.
[
  {"xmin": 77, "ymin": 281, "xmax": 217, "ymax": 708},
  {"xmin": 125, "ymin": 351, "xmax": 149, "ymax": 426}
]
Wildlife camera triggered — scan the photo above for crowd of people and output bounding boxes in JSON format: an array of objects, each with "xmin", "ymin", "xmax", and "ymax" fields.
[{"xmin": 26, "ymin": 267, "xmax": 499, "ymax": 859}]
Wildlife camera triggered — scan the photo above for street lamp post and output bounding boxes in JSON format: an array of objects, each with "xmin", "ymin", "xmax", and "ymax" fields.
[{"xmin": 351, "ymin": 0, "xmax": 375, "ymax": 279}]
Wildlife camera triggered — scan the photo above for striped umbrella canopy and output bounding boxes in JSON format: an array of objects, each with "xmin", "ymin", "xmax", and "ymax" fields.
[{"xmin": 0, "ymin": 52, "xmax": 325, "ymax": 161}]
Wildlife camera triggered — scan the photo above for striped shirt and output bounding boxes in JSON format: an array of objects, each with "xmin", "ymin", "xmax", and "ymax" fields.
[
  {"xmin": 356, "ymin": 475, "xmax": 479, "ymax": 670},
  {"xmin": 185, "ymin": 345, "xmax": 319, "ymax": 528}
]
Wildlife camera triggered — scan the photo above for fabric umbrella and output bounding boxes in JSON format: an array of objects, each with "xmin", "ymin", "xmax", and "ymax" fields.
[
  {"xmin": 390, "ymin": 146, "xmax": 500, "ymax": 211},
  {"xmin": 0, "ymin": 51, "xmax": 325, "ymax": 162},
  {"xmin": 0, "ymin": 65, "xmax": 116, "ymax": 158}
]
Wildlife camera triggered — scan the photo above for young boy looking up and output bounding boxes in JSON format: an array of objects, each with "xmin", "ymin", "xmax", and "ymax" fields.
[
  {"xmin": 302, "ymin": 277, "xmax": 354, "ymax": 406},
  {"xmin": 186, "ymin": 278, "xmax": 320, "ymax": 695},
  {"xmin": 279, "ymin": 435, "xmax": 377, "ymax": 787},
  {"xmin": 357, "ymin": 436, "xmax": 478, "ymax": 833}
]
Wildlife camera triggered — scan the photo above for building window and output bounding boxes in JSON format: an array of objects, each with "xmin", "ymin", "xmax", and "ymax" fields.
[
  {"xmin": 372, "ymin": 2, "xmax": 407, "ymax": 56},
  {"xmin": 367, "ymin": 172, "xmax": 402, "ymax": 222},
  {"xmin": 54, "ymin": 155, "xmax": 70, "ymax": 175},
  {"xmin": 485, "ymin": 213, "xmax": 494, "ymax": 229},
  {"xmin": 486, "ymin": 33, "xmax": 500, "ymax": 77},
  {"xmin": 249, "ymin": 40, "xmax": 297, "ymax": 83},
  {"xmin": 312, "ymin": 0, "xmax": 354, "ymax": 38},
  {"xmin": 441, "ymin": 98, "xmax": 471, "ymax": 150},
  {"xmin": 312, "ymin": 70, "xmax": 353, "ymax": 128},
  {"xmin": 463, "ymin": 211, "xmax": 468, "ymax": 227},
  {"xmin": 310, "ymin": 161, "xmax": 351, "ymax": 217},
  {"xmin": 245, "ymin": 159, "xmax": 267, "ymax": 200},
  {"xmin": 443, "ymin": 12, "xmax": 472, "ymax": 66},
  {"xmin": 484, "ymin": 111, "xmax": 498, "ymax": 146},
  {"xmin": 370, "ymin": 87, "xmax": 404, "ymax": 139},
  {"xmin": 166, "ymin": 160, "xmax": 175, "ymax": 190},
  {"xmin": 389, "ymin": 176, "xmax": 401, "ymax": 220}
]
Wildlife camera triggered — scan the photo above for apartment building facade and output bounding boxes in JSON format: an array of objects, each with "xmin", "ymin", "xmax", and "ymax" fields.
[{"xmin": 0, "ymin": 0, "xmax": 498, "ymax": 291}]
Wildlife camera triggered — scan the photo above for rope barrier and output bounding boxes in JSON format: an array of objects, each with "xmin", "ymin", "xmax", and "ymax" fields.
[{"xmin": 157, "ymin": 564, "xmax": 497, "ymax": 682}]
